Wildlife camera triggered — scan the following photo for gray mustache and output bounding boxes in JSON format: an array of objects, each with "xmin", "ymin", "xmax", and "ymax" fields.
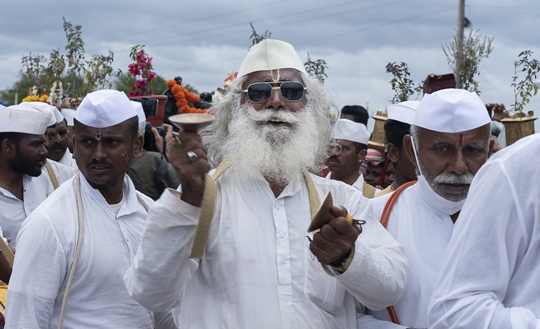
[{"xmin": 433, "ymin": 172, "xmax": 473, "ymax": 185}]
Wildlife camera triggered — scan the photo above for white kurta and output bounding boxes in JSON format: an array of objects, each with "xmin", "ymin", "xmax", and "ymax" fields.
[
  {"xmin": 5, "ymin": 175, "xmax": 158, "ymax": 328},
  {"xmin": 125, "ymin": 170, "xmax": 408, "ymax": 329},
  {"xmin": 325, "ymin": 172, "xmax": 365, "ymax": 191},
  {"xmin": 356, "ymin": 182, "xmax": 453, "ymax": 329},
  {"xmin": 57, "ymin": 150, "xmax": 77, "ymax": 169},
  {"xmin": 42, "ymin": 159, "xmax": 77, "ymax": 187},
  {"xmin": 429, "ymin": 133, "xmax": 540, "ymax": 328},
  {"xmin": 0, "ymin": 173, "xmax": 52, "ymax": 248}
]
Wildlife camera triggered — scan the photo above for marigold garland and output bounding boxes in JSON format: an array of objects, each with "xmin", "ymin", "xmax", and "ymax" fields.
[
  {"xmin": 166, "ymin": 79, "xmax": 206, "ymax": 114},
  {"xmin": 22, "ymin": 93, "xmax": 50, "ymax": 103}
]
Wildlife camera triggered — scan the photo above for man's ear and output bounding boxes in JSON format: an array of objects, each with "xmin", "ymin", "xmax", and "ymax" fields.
[
  {"xmin": 402, "ymin": 135, "xmax": 417, "ymax": 168},
  {"xmin": 357, "ymin": 148, "xmax": 367, "ymax": 162},
  {"xmin": 1, "ymin": 139, "xmax": 15, "ymax": 154},
  {"xmin": 387, "ymin": 143, "xmax": 399, "ymax": 163},
  {"xmin": 133, "ymin": 134, "xmax": 144, "ymax": 160}
]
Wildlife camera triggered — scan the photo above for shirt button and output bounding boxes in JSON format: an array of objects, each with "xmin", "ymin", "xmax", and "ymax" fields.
[
  {"xmin": 275, "ymin": 203, "xmax": 280, "ymax": 209},
  {"xmin": 280, "ymin": 257, "xmax": 286, "ymax": 265},
  {"xmin": 278, "ymin": 231, "xmax": 285, "ymax": 238}
]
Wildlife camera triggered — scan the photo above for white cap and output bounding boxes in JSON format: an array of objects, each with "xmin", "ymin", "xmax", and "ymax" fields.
[
  {"xmin": 75, "ymin": 90, "xmax": 137, "ymax": 128},
  {"xmin": 331, "ymin": 119, "xmax": 370, "ymax": 145},
  {"xmin": 23, "ymin": 102, "xmax": 58, "ymax": 127},
  {"xmin": 0, "ymin": 104, "xmax": 52, "ymax": 134},
  {"xmin": 414, "ymin": 89, "xmax": 490, "ymax": 133},
  {"xmin": 237, "ymin": 39, "xmax": 308, "ymax": 78},
  {"xmin": 130, "ymin": 101, "xmax": 146, "ymax": 134},
  {"xmin": 52, "ymin": 106, "xmax": 64, "ymax": 124},
  {"xmin": 62, "ymin": 108, "xmax": 77, "ymax": 126},
  {"xmin": 0, "ymin": 104, "xmax": 5, "ymax": 109},
  {"xmin": 386, "ymin": 101, "xmax": 419, "ymax": 125},
  {"xmin": 535, "ymin": 79, "xmax": 540, "ymax": 88}
]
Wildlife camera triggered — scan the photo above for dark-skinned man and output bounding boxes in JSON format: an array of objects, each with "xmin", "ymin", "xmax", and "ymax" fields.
[
  {"xmin": 356, "ymin": 89, "xmax": 493, "ymax": 329},
  {"xmin": 6, "ymin": 90, "xmax": 176, "ymax": 328},
  {"xmin": 24, "ymin": 102, "xmax": 77, "ymax": 189},
  {"xmin": 0, "ymin": 104, "xmax": 52, "ymax": 249},
  {"xmin": 326, "ymin": 118, "xmax": 380, "ymax": 198},
  {"xmin": 45, "ymin": 105, "xmax": 76, "ymax": 169},
  {"xmin": 375, "ymin": 101, "xmax": 419, "ymax": 197},
  {"xmin": 124, "ymin": 39, "xmax": 407, "ymax": 328}
]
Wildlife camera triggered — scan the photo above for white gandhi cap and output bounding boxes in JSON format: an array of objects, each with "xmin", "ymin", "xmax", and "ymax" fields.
[
  {"xmin": 75, "ymin": 90, "xmax": 137, "ymax": 128},
  {"xmin": 62, "ymin": 108, "xmax": 77, "ymax": 126},
  {"xmin": 237, "ymin": 39, "xmax": 307, "ymax": 78},
  {"xmin": 23, "ymin": 102, "xmax": 61, "ymax": 127},
  {"xmin": 331, "ymin": 119, "xmax": 370, "ymax": 145},
  {"xmin": 0, "ymin": 103, "xmax": 52, "ymax": 134},
  {"xmin": 413, "ymin": 89, "xmax": 490, "ymax": 133},
  {"xmin": 386, "ymin": 101, "xmax": 419, "ymax": 125},
  {"xmin": 130, "ymin": 101, "xmax": 146, "ymax": 134}
]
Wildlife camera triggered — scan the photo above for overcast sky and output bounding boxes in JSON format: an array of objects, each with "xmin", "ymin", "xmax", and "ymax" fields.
[{"xmin": 1, "ymin": 0, "xmax": 539, "ymax": 129}]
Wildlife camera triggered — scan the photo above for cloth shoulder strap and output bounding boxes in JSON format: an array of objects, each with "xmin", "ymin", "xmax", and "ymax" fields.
[
  {"xmin": 153, "ymin": 156, "xmax": 169, "ymax": 189},
  {"xmin": 362, "ymin": 182, "xmax": 376, "ymax": 199},
  {"xmin": 58, "ymin": 173, "xmax": 148, "ymax": 329},
  {"xmin": 189, "ymin": 164, "xmax": 320, "ymax": 258},
  {"xmin": 378, "ymin": 180, "xmax": 417, "ymax": 325},
  {"xmin": 45, "ymin": 162, "xmax": 60, "ymax": 190}
]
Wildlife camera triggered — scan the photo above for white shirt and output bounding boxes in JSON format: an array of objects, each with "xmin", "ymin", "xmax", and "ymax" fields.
[
  {"xmin": 58, "ymin": 150, "xmax": 77, "ymax": 169},
  {"xmin": 0, "ymin": 173, "xmax": 52, "ymax": 248},
  {"xmin": 5, "ymin": 174, "xmax": 161, "ymax": 329},
  {"xmin": 325, "ymin": 172, "xmax": 365, "ymax": 191},
  {"xmin": 125, "ymin": 170, "xmax": 408, "ymax": 329},
  {"xmin": 42, "ymin": 159, "xmax": 77, "ymax": 188},
  {"xmin": 429, "ymin": 133, "xmax": 540, "ymax": 328},
  {"xmin": 357, "ymin": 182, "xmax": 453, "ymax": 329}
]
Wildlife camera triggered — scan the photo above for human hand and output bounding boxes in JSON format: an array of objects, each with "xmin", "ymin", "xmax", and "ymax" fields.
[
  {"xmin": 309, "ymin": 206, "xmax": 359, "ymax": 266},
  {"xmin": 151, "ymin": 127, "xmax": 164, "ymax": 154},
  {"xmin": 165, "ymin": 126, "xmax": 211, "ymax": 207}
]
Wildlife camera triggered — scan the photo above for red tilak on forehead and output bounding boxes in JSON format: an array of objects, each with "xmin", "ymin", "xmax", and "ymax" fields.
[{"xmin": 457, "ymin": 133, "xmax": 463, "ymax": 148}]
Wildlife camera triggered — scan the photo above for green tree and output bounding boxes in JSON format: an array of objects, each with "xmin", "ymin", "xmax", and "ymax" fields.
[
  {"xmin": 0, "ymin": 72, "xmax": 34, "ymax": 105},
  {"xmin": 442, "ymin": 29, "xmax": 494, "ymax": 94}
]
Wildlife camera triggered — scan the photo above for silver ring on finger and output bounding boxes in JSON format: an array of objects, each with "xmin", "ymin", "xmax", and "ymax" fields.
[{"xmin": 187, "ymin": 151, "xmax": 198, "ymax": 162}]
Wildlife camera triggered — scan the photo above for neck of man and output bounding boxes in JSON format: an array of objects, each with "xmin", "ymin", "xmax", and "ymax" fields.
[
  {"xmin": 392, "ymin": 165, "xmax": 411, "ymax": 187},
  {"xmin": 269, "ymin": 180, "xmax": 285, "ymax": 198},
  {"xmin": 330, "ymin": 169, "xmax": 360, "ymax": 187},
  {"xmin": 450, "ymin": 211, "xmax": 460, "ymax": 223},
  {"xmin": 90, "ymin": 174, "xmax": 125, "ymax": 205},
  {"xmin": 0, "ymin": 163, "xmax": 24, "ymax": 200}
]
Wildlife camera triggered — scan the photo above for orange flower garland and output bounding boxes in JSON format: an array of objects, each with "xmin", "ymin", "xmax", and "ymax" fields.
[{"xmin": 166, "ymin": 79, "xmax": 206, "ymax": 114}]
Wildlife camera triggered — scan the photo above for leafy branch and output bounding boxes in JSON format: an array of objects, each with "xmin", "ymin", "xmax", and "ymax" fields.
[
  {"xmin": 304, "ymin": 52, "xmax": 328, "ymax": 83},
  {"xmin": 385, "ymin": 62, "xmax": 421, "ymax": 103},
  {"xmin": 511, "ymin": 50, "xmax": 540, "ymax": 112}
]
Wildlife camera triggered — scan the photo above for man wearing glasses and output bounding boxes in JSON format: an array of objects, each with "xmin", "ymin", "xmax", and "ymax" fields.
[{"xmin": 125, "ymin": 39, "xmax": 407, "ymax": 328}]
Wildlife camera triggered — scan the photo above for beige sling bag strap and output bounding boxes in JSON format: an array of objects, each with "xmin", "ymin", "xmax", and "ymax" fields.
[
  {"xmin": 189, "ymin": 164, "xmax": 320, "ymax": 259},
  {"xmin": 45, "ymin": 162, "xmax": 60, "ymax": 190},
  {"xmin": 57, "ymin": 173, "xmax": 149, "ymax": 329}
]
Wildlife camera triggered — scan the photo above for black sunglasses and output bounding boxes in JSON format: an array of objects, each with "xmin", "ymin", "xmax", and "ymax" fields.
[{"xmin": 242, "ymin": 81, "xmax": 307, "ymax": 103}]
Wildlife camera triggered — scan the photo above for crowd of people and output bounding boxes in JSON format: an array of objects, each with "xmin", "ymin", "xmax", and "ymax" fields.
[{"xmin": 0, "ymin": 38, "xmax": 539, "ymax": 328}]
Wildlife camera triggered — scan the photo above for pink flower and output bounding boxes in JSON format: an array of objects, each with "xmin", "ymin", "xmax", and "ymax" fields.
[
  {"xmin": 148, "ymin": 71, "xmax": 157, "ymax": 81},
  {"xmin": 136, "ymin": 80, "xmax": 148, "ymax": 90},
  {"xmin": 147, "ymin": 57, "xmax": 153, "ymax": 65},
  {"xmin": 136, "ymin": 50, "xmax": 145, "ymax": 62},
  {"xmin": 128, "ymin": 63, "xmax": 140, "ymax": 76}
]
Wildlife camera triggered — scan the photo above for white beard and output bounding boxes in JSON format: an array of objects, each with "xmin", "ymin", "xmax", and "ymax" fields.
[{"xmin": 221, "ymin": 104, "xmax": 321, "ymax": 187}]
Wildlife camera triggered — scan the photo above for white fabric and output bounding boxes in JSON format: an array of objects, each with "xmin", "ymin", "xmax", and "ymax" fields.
[
  {"xmin": 75, "ymin": 90, "xmax": 136, "ymax": 128},
  {"xmin": 331, "ymin": 118, "xmax": 370, "ymax": 144},
  {"xmin": 325, "ymin": 172, "xmax": 366, "ymax": 194},
  {"xmin": 0, "ymin": 174, "xmax": 52, "ymax": 248},
  {"xmin": 61, "ymin": 108, "xmax": 76, "ymax": 126},
  {"xmin": 23, "ymin": 102, "xmax": 58, "ymax": 127},
  {"xmin": 386, "ymin": 101, "xmax": 419, "ymax": 125},
  {"xmin": 131, "ymin": 101, "xmax": 146, "ymax": 133},
  {"xmin": 124, "ymin": 171, "xmax": 408, "ymax": 328},
  {"xmin": 414, "ymin": 89, "xmax": 490, "ymax": 133},
  {"xmin": 356, "ymin": 182, "xmax": 453, "ymax": 328},
  {"xmin": 52, "ymin": 106, "xmax": 64, "ymax": 124},
  {"xmin": 0, "ymin": 104, "xmax": 51, "ymax": 134},
  {"xmin": 429, "ymin": 133, "xmax": 540, "ymax": 329},
  {"xmin": 42, "ymin": 160, "xmax": 77, "ymax": 187},
  {"xmin": 5, "ymin": 175, "xmax": 163, "ymax": 328},
  {"xmin": 58, "ymin": 150, "xmax": 77, "ymax": 169},
  {"xmin": 237, "ymin": 39, "xmax": 308, "ymax": 78}
]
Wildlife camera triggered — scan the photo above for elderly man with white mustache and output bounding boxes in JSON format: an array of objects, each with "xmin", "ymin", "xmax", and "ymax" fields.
[
  {"xmin": 355, "ymin": 88, "xmax": 494, "ymax": 329},
  {"xmin": 124, "ymin": 39, "xmax": 408, "ymax": 328}
]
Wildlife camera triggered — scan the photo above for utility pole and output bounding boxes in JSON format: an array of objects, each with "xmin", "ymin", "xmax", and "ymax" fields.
[{"xmin": 456, "ymin": 0, "xmax": 465, "ymax": 89}]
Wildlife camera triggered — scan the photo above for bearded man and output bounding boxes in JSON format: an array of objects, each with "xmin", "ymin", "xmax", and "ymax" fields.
[
  {"xmin": 125, "ymin": 39, "xmax": 407, "ymax": 328},
  {"xmin": 0, "ymin": 104, "xmax": 52, "ymax": 248},
  {"xmin": 356, "ymin": 89, "xmax": 494, "ymax": 329}
]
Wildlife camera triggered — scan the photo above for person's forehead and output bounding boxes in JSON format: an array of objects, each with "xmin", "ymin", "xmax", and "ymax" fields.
[
  {"xmin": 242, "ymin": 69, "xmax": 303, "ymax": 87},
  {"xmin": 420, "ymin": 125, "xmax": 489, "ymax": 144},
  {"xmin": 56, "ymin": 120, "xmax": 67, "ymax": 129},
  {"xmin": 336, "ymin": 139, "xmax": 355, "ymax": 147},
  {"xmin": 75, "ymin": 121, "xmax": 129, "ymax": 137}
]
